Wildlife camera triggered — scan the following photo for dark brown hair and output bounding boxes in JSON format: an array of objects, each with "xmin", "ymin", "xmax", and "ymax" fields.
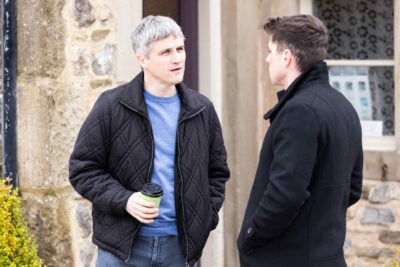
[{"xmin": 264, "ymin": 14, "xmax": 329, "ymax": 72}]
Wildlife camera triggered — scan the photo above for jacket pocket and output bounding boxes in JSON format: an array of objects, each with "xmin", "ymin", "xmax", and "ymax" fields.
[{"xmin": 236, "ymin": 219, "xmax": 257, "ymax": 256}]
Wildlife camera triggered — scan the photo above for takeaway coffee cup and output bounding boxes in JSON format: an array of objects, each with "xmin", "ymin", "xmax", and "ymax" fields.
[{"xmin": 140, "ymin": 183, "xmax": 163, "ymax": 208}]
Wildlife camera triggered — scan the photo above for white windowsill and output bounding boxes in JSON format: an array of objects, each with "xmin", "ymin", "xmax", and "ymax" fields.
[{"xmin": 363, "ymin": 136, "xmax": 396, "ymax": 151}]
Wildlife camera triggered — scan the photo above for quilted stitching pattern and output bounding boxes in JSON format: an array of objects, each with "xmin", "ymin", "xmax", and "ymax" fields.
[{"xmin": 70, "ymin": 73, "xmax": 230, "ymax": 263}]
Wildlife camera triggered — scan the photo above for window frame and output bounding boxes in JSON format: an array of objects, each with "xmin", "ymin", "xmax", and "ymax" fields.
[{"xmin": 300, "ymin": 0, "xmax": 399, "ymax": 151}]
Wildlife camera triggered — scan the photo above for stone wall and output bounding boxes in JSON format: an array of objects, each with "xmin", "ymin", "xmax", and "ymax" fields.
[
  {"xmin": 346, "ymin": 179, "xmax": 400, "ymax": 267},
  {"xmin": 17, "ymin": 1, "xmax": 117, "ymax": 266}
]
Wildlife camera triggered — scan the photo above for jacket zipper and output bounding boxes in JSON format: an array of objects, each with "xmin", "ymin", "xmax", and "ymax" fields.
[
  {"xmin": 177, "ymin": 106, "xmax": 206, "ymax": 266},
  {"xmin": 120, "ymin": 98, "xmax": 206, "ymax": 264},
  {"xmin": 119, "ymin": 100, "xmax": 155, "ymax": 262}
]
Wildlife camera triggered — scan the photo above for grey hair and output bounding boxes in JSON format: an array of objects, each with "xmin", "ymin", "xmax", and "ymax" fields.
[{"xmin": 131, "ymin": 15, "xmax": 185, "ymax": 56}]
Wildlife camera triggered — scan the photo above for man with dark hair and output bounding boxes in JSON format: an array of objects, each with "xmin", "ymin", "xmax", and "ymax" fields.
[
  {"xmin": 237, "ymin": 14, "xmax": 363, "ymax": 267},
  {"xmin": 69, "ymin": 15, "xmax": 230, "ymax": 267}
]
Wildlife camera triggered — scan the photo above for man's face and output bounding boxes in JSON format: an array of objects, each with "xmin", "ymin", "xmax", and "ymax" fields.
[
  {"xmin": 265, "ymin": 39, "xmax": 286, "ymax": 86},
  {"xmin": 138, "ymin": 35, "xmax": 186, "ymax": 88}
]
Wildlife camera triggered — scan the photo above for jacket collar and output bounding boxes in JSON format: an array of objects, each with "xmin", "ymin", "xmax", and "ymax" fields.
[
  {"xmin": 264, "ymin": 61, "xmax": 329, "ymax": 121},
  {"xmin": 117, "ymin": 72, "xmax": 205, "ymax": 119}
]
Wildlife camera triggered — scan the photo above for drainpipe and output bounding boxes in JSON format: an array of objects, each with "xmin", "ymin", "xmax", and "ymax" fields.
[{"xmin": 2, "ymin": 0, "xmax": 18, "ymax": 188}]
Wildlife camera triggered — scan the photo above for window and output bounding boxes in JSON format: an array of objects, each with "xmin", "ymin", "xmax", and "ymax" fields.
[{"xmin": 301, "ymin": 0, "xmax": 397, "ymax": 150}]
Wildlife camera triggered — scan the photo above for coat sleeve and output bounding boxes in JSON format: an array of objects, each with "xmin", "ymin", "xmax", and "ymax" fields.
[
  {"xmin": 349, "ymin": 136, "xmax": 363, "ymax": 207},
  {"xmin": 69, "ymin": 93, "xmax": 133, "ymax": 216},
  {"xmin": 207, "ymin": 103, "xmax": 230, "ymax": 227},
  {"xmin": 244, "ymin": 103, "xmax": 318, "ymax": 250}
]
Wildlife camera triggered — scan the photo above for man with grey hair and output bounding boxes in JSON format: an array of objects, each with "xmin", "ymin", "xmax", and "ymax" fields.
[{"xmin": 69, "ymin": 15, "xmax": 230, "ymax": 267}]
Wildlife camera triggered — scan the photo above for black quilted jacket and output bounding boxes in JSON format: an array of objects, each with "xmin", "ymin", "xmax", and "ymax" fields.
[{"xmin": 69, "ymin": 72, "xmax": 230, "ymax": 265}]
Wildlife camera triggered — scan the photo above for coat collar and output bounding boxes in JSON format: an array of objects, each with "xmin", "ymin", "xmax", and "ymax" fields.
[
  {"xmin": 264, "ymin": 61, "xmax": 329, "ymax": 121},
  {"xmin": 117, "ymin": 72, "xmax": 205, "ymax": 118}
]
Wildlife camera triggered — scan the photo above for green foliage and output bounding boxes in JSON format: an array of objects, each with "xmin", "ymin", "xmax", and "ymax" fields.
[
  {"xmin": 0, "ymin": 178, "xmax": 43, "ymax": 267},
  {"xmin": 385, "ymin": 247, "xmax": 400, "ymax": 267}
]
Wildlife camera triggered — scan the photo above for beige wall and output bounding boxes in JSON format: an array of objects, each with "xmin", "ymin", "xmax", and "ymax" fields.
[
  {"xmin": 198, "ymin": 0, "xmax": 225, "ymax": 266},
  {"xmin": 220, "ymin": 1, "xmax": 300, "ymax": 266},
  {"xmin": 220, "ymin": 1, "xmax": 258, "ymax": 265}
]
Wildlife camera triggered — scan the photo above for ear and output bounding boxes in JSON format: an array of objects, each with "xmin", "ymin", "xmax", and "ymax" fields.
[
  {"xmin": 282, "ymin": 49, "xmax": 294, "ymax": 67},
  {"xmin": 136, "ymin": 54, "xmax": 147, "ymax": 68}
]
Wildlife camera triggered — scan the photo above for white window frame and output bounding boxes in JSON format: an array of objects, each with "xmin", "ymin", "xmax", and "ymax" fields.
[{"xmin": 300, "ymin": 0, "xmax": 399, "ymax": 151}]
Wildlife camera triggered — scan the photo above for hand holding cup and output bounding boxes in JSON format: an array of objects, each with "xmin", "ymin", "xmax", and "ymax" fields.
[{"xmin": 125, "ymin": 183, "xmax": 163, "ymax": 224}]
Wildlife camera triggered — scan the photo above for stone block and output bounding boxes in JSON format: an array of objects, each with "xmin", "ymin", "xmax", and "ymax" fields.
[
  {"xmin": 368, "ymin": 183, "xmax": 398, "ymax": 203},
  {"xmin": 355, "ymin": 246, "xmax": 381, "ymax": 258},
  {"xmin": 379, "ymin": 231, "xmax": 400, "ymax": 244},
  {"xmin": 75, "ymin": 202, "xmax": 92, "ymax": 238},
  {"xmin": 79, "ymin": 241, "xmax": 96, "ymax": 267},
  {"xmin": 344, "ymin": 238, "xmax": 352, "ymax": 255},
  {"xmin": 74, "ymin": 0, "xmax": 95, "ymax": 27},
  {"xmin": 91, "ymin": 29, "xmax": 111, "ymax": 41},
  {"xmin": 21, "ymin": 190, "xmax": 73, "ymax": 267},
  {"xmin": 378, "ymin": 247, "xmax": 397, "ymax": 264},
  {"xmin": 18, "ymin": 0, "xmax": 66, "ymax": 78},
  {"xmin": 92, "ymin": 44, "xmax": 114, "ymax": 75},
  {"xmin": 360, "ymin": 207, "xmax": 395, "ymax": 225}
]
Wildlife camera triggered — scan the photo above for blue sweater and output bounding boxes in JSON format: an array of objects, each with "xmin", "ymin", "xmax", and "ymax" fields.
[{"xmin": 138, "ymin": 90, "xmax": 181, "ymax": 236}]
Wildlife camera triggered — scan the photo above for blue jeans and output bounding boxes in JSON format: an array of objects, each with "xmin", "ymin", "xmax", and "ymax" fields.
[{"xmin": 96, "ymin": 235, "xmax": 190, "ymax": 267}]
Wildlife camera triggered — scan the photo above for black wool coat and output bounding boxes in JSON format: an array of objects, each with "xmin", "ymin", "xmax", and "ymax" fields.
[
  {"xmin": 69, "ymin": 72, "xmax": 230, "ymax": 265},
  {"xmin": 237, "ymin": 62, "xmax": 363, "ymax": 267}
]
